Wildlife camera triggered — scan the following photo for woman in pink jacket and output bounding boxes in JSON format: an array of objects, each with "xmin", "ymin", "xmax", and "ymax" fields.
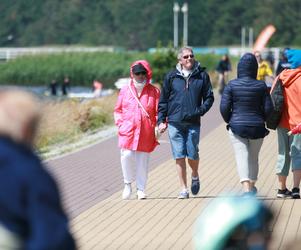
[{"xmin": 114, "ymin": 60, "xmax": 160, "ymax": 200}]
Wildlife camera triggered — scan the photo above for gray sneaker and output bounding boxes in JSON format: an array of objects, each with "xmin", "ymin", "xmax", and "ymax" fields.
[
  {"xmin": 292, "ymin": 187, "xmax": 300, "ymax": 199},
  {"xmin": 191, "ymin": 177, "xmax": 200, "ymax": 195},
  {"xmin": 277, "ymin": 188, "xmax": 292, "ymax": 198}
]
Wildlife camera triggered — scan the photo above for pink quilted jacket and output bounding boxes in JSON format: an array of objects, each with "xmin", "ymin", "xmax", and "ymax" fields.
[{"xmin": 114, "ymin": 60, "xmax": 160, "ymax": 152}]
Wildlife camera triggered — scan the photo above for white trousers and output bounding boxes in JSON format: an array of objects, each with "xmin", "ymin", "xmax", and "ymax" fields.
[
  {"xmin": 120, "ymin": 149, "xmax": 150, "ymax": 191},
  {"xmin": 229, "ymin": 130, "xmax": 264, "ymax": 182}
]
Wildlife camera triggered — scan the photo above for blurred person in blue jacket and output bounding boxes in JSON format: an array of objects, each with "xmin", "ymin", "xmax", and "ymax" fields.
[
  {"xmin": 220, "ymin": 53, "xmax": 273, "ymax": 196},
  {"xmin": 0, "ymin": 90, "xmax": 76, "ymax": 249}
]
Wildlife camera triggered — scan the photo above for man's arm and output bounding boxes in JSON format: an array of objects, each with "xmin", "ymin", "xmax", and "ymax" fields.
[
  {"xmin": 199, "ymin": 72, "xmax": 214, "ymax": 116},
  {"xmin": 157, "ymin": 73, "xmax": 172, "ymax": 125}
]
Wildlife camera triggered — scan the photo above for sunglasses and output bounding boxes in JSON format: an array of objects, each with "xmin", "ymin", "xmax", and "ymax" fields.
[
  {"xmin": 134, "ymin": 72, "xmax": 146, "ymax": 76},
  {"xmin": 182, "ymin": 54, "xmax": 194, "ymax": 59}
]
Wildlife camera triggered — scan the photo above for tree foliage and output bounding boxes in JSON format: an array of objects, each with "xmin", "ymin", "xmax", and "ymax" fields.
[{"xmin": 0, "ymin": 0, "xmax": 300, "ymax": 49}]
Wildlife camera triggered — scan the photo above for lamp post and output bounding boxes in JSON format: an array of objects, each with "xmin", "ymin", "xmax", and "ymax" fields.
[
  {"xmin": 248, "ymin": 27, "xmax": 253, "ymax": 48},
  {"xmin": 173, "ymin": 2, "xmax": 180, "ymax": 48},
  {"xmin": 181, "ymin": 2, "xmax": 188, "ymax": 46},
  {"xmin": 241, "ymin": 27, "xmax": 246, "ymax": 56}
]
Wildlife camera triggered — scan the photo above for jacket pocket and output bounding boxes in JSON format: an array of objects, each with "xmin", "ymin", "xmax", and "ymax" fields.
[{"xmin": 119, "ymin": 121, "xmax": 134, "ymax": 136}]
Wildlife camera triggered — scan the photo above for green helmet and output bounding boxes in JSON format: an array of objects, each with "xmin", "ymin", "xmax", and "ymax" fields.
[{"xmin": 194, "ymin": 196, "xmax": 273, "ymax": 250}]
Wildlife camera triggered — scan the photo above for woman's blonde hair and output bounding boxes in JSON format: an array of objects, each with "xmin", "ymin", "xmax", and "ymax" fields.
[{"xmin": 0, "ymin": 90, "xmax": 40, "ymax": 144}]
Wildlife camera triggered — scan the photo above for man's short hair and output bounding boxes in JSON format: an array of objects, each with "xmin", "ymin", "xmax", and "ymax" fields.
[{"xmin": 177, "ymin": 46, "xmax": 193, "ymax": 60}]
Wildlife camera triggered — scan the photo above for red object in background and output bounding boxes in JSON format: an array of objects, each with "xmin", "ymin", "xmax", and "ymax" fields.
[
  {"xmin": 93, "ymin": 80, "xmax": 103, "ymax": 97},
  {"xmin": 93, "ymin": 80, "xmax": 103, "ymax": 90},
  {"xmin": 253, "ymin": 24, "xmax": 276, "ymax": 52}
]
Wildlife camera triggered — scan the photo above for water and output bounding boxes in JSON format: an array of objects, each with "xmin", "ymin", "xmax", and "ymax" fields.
[{"xmin": 0, "ymin": 85, "xmax": 112, "ymax": 100}]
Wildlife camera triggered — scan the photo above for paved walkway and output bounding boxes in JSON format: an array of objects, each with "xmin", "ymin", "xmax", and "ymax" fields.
[{"xmin": 45, "ymin": 95, "xmax": 301, "ymax": 249}]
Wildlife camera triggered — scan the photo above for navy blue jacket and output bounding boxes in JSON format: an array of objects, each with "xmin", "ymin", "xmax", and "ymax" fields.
[
  {"xmin": 0, "ymin": 137, "xmax": 76, "ymax": 250},
  {"xmin": 220, "ymin": 53, "xmax": 273, "ymax": 130},
  {"xmin": 158, "ymin": 62, "xmax": 214, "ymax": 125}
]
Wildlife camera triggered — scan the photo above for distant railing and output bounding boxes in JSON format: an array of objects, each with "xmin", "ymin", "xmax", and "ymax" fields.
[{"xmin": 0, "ymin": 46, "xmax": 121, "ymax": 61}]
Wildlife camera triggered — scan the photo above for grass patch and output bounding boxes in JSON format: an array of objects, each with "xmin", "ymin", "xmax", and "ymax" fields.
[{"xmin": 36, "ymin": 92, "xmax": 117, "ymax": 153}]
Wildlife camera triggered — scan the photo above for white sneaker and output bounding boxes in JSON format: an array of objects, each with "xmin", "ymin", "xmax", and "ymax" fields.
[
  {"xmin": 178, "ymin": 189, "xmax": 189, "ymax": 199},
  {"xmin": 122, "ymin": 183, "xmax": 132, "ymax": 199},
  {"xmin": 137, "ymin": 190, "xmax": 146, "ymax": 200}
]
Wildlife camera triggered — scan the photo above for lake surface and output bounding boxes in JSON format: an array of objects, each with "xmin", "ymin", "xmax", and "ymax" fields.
[{"xmin": 0, "ymin": 85, "xmax": 108, "ymax": 100}]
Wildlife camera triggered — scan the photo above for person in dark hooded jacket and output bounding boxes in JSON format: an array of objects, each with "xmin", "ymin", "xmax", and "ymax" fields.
[{"xmin": 220, "ymin": 53, "xmax": 273, "ymax": 196}]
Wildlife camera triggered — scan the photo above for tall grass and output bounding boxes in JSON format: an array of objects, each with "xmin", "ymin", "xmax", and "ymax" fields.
[
  {"xmin": 0, "ymin": 51, "xmax": 232, "ymax": 88},
  {"xmin": 0, "ymin": 52, "xmax": 146, "ymax": 88}
]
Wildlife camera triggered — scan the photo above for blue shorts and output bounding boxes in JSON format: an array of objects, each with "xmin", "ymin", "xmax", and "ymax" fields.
[{"xmin": 168, "ymin": 122, "xmax": 200, "ymax": 160}]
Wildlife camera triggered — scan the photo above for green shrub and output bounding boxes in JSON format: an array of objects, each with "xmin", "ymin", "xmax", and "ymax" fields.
[{"xmin": 150, "ymin": 48, "xmax": 177, "ymax": 84}]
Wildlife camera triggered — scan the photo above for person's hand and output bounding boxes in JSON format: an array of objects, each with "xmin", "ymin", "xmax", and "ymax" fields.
[
  {"xmin": 158, "ymin": 122, "xmax": 167, "ymax": 133},
  {"xmin": 287, "ymin": 123, "xmax": 301, "ymax": 135}
]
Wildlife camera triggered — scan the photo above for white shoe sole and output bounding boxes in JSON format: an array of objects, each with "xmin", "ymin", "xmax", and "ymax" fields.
[
  {"xmin": 137, "ymin": 193, "xmax": 146, "ymax": 200},
  {"xmin": 276, "ymin": 194, "xmax": 292, "ymax": 198}
]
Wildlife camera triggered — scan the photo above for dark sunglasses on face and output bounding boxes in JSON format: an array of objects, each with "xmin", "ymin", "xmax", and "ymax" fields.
[
  {"xmin": 182, "ymin": 54, "xmax": 194, "ymax": 59},
  {"xmin": 134, "ymin": 72, "xmax": 146, "ymax": 76}
]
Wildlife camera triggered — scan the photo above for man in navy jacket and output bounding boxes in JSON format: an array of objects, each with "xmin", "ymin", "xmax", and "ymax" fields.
[{"xmin": 157, "ymin": 46, "xmax": 214, "ymax": 199}]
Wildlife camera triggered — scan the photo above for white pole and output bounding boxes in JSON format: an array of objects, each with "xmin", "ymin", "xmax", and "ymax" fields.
[
  {"xmin": 241, "ymin": 27, "xmax": 246, "ymax": 56},
  {"xmin": 249, "ymin": 27, "xmax": 253, "ymax": 48},
  {"xmin": 181, "ymin": 2, "xmax": 188, "ymax": 46},
  {"xmin": 173, "ymin": 3, "xmax": 180, "ymax": 48}
]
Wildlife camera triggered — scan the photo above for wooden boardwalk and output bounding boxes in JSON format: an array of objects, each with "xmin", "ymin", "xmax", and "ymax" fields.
[{"xmin": 45, "ymin": 95, "xmax": 301, "ymax": 250}]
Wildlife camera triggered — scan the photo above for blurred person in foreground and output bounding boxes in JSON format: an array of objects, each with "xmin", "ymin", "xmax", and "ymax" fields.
[
  {"xmin": 220, "ymin": 53, "xmax": 273, "ymax": 196},
  {"xmin": 194, "ymin": 196, "xmax": 273, "ymax": 250},
  {"xmin": 273, "ymin": 49, "xmax": 301, "ymax": 199},
  {"xmin": 114, "ymin": 60, "xmax": 160, "ymax": 200},
  {"xmin": 157, "ymin": 46, "xmax": 214, "ymax": 199},
  {"xmin": 0, "ymin": 90, "xmax": 76, "ymax": 249},
  {"xmin": 254, "ymin": 51, "xmax": 274, "ymax": 89},
  {"xmin": 216, "ymin": 54, "xmax": 232, "ymax": 94}
]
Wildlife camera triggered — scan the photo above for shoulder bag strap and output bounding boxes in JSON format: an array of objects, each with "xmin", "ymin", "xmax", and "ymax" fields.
[{"xmin": 128, "ymin": 84, "xmax": 150, "ymax": 118}]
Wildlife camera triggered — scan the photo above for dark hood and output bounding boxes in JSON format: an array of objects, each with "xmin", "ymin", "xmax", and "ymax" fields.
[{"xmin": 237, "ymin": 53, "xmax": 258, "ymax": 79}]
